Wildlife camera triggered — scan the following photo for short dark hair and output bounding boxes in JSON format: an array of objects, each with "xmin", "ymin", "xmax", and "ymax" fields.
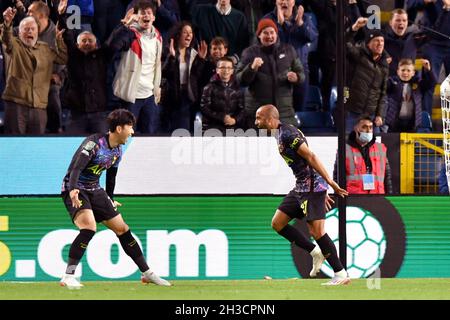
[
  {"xmin": 398, "ymin": 58, "xmax": 414, "ymax": 67},
  {"xmin": 133, "ymin": 0, "xmax": 157, "ymax": 14},
  {"xmin": 30, "ymin": 1, "xmax": 50, "ymax": 18},
  {"xmin": 210, "ymin": 36, "xmax": 228, "ymax": 48},
  {"xmin": 216, "ymin": 56, "xmax": 234, "ymax": 67},
  {"xmin": 356, "ymin": 115, "xmax": 374, "ymax": 125},
  {"xmin": 390, "ymin": 8, "xmax": 407, "ymax": 20},
  {"xmin": 107, "ymin": 109, "xmax": 136, "ymax": 132}
]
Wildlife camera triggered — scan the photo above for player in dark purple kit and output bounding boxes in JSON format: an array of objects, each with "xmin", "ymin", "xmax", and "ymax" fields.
[
  {"xmin": 255, "ymin": 104, "xmax": 350, "ymax": 285},
  {"xmin": 60, "ymin": 109, "xmax": 171, "ymax": 289}
]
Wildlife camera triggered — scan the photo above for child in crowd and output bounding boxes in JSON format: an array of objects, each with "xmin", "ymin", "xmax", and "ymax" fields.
[
  {"xmin": 200, "ymin": 56, "xmax": 244, "ymax": 134},
  {"xmin": 385, "ymin": 58, "xmax": 436, "ymax": 132}
]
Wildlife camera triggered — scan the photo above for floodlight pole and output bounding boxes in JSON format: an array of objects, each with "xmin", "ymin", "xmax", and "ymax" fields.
[{"xmin": 337, "ymin": 0, "xmax": 347, "ymax": 268}]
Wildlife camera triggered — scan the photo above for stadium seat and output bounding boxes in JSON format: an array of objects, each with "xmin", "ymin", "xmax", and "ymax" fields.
[
  {"xmin": 330, "ymin": 86, "xmax": 338, "ymax": 112},
  {"xmin": 294, "ymin": 113, "xmax": 301, "ymax": 127},
  {"xmin": 417, "ymin": 111, "xmax": 432, "ymax": 133},
  {"xmin": 296, "ymin": 111, "xmax": 335, "ymax": 133},
  {"xmin": 194, "ymin": 112, "xmax": 202, "ymax": 133},
  {"xmin": 305, "ymin": 85, "xmax": 323, "ymax": 111}
]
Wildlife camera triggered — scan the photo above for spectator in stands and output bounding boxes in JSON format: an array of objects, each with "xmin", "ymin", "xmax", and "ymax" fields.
[
  {"xmin": 200, "ymin": 36, "xmax": 234, "ymax": 91},
  {"xmin": 160, "ymin": 21, "xmax": 207, "ymax": 133},
  {"xmin": 200, "ymin": 56, "xmax": 244, "ymax": 134},
  {"xmin": 236, "ymin": 18, "xmax": 305, "ymax": 129},
  {"xmin": 407, "ymin": 0, "xmax": 450, "ymax": 115},
  {"xmin": 107, "ymin": 0, "xmax": 162, "ymax": 135},
  {"xmin": 383, "ymin": 8, "xmax": 425, "ymax": 77},
  {"xmin": 58, "ymin": 1, "xmax": 111, "ymax": 134},
  {"xmin": 126, "ymin": 0, "xmax": 180, "ymax": 45},
  {"xmin": 333, "ymin": 116, "xmax": 393, "ymax": 194},
  {"xmin": 264, "ymin": 0, "xmax": 318, "ymax": 111},
  {"xmin": 209, "ymin": 36, "xmax": 230, "ymax": 64},
  {"xmin": 385, "ymin": 58, "xmax": 436, "ymax": 132},
  {"xmin": 191, "ymin": 0, "xmax": 249, "ymax": 56},
  {"xmin": 306, "ymin": 0, "xmax": 361, "ymax": 111},
  {"xmin": 345, "ymin": 17, "xmax": 389, "ymax": 133},
  {"xmin": 438, "ymin": 163, "xmax": 449, "ymax": 194},
  {"xmin": 26, "ymin": 1, "xmax": 66, "ymax": 133},
  {"xmin": 1, "ymin": 8, "xmax": 67, "ymax": 134}
]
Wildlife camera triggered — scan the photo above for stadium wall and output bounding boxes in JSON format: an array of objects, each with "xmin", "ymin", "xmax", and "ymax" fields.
[
  {"xmin": 0, "ymin": 136, "xmax": 337, "ymax": 195},
  {"xmin": 0, "ymin": 196, "xmax": 449, "ymax": 281}
]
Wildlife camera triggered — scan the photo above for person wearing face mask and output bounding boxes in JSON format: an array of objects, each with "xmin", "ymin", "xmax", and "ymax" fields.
[{"xmin": 334, "ymin": 116, "xmax": 392, "ymax": 194}]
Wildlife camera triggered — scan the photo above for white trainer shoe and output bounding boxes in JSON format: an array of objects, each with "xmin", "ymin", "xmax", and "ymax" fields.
[
  {"xmin": 309, "ymin": 246, "xmax": 325, "ymax": 277},
  {"xmin": 141, "ymin": 271, "xmax": 172, "ymax": 286},
  {"xmin": 321, "ymin": 270, "xmax": 351, "ymax": 286},
  {"xmin": 60, "ymin": 274, "xmax": 83, "ymax": 289}
]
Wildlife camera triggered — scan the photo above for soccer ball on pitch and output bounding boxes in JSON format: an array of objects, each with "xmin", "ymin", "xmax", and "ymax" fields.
[{"xmin": 316, "ymin": 206, "xmax": 387, "ymax": 279}]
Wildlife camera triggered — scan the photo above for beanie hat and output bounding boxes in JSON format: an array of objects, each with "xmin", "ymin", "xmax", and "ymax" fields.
[
  {"xmin": 365, "ymin": 29, "xmax": 384, "ymax": 45},
  {"xmin": 256, "ymin": 18, "xmax": 278, "ymax": 36}
]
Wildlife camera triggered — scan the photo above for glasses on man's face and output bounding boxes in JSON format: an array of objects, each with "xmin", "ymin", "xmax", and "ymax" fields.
[{"xmin": 217, "ymin": 67, "xmax": 233, "ymax": 70}]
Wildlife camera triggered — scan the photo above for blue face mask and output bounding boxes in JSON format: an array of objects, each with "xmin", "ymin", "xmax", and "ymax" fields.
[{"xmin": 358, "ymin": 131, "xmax": 373, "ymax": 144}]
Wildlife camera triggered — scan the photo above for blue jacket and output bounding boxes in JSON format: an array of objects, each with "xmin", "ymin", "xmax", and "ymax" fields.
[
  {"xmin": 407, "ymin": 0, "xmax": 450, "ymax": 47},
  {"xmin": 263, "ymin": 7, "xmax": 318, "ymax": 73},
  {"xmin": 439, "ymin": 165, "xmax": 449, "ymax": 194},
  {"xmin": 385, "ymin": 70, "xmax": 436, "ymax": 130}
]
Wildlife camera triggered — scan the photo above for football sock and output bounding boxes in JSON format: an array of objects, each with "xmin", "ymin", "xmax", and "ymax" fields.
[
  {"xmin": 118, "ymin": 230, "xmax": 149, "ymax": 272},
  {"xmin": 316, "ymin": 233, "xmax": 344, "ymax": 272},
  {"xmin": 278, "ymin": 224, "xmax": 316, "ymax": 253},
  {"xmin": 66, "ymin": 229, "xmax": 95, "ymax": 275}
]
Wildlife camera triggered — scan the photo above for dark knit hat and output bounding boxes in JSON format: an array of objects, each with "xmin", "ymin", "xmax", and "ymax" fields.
[
  {"xmin": 365, "ymin": 29, "xmax": 384, "ymax": 44},
  {"xmin": 256, "ymin": 18, "xmax": 278, "ymax": 36}
]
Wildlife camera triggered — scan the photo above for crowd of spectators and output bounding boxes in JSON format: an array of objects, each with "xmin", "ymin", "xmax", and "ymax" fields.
[{"xmin": 0, "ymin": 0, "xmax": 449, "ymax": 136}]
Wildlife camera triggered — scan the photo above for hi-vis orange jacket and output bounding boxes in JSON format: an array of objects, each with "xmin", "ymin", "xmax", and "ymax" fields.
[{"xmin": 346, "ymin": 143, "xmax": 387, "ymax": 194}]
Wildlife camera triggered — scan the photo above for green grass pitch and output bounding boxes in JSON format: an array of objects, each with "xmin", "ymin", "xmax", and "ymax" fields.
[{"xmin": 0, "ymin": 279, "xmax": 449, "ymax": 300}]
